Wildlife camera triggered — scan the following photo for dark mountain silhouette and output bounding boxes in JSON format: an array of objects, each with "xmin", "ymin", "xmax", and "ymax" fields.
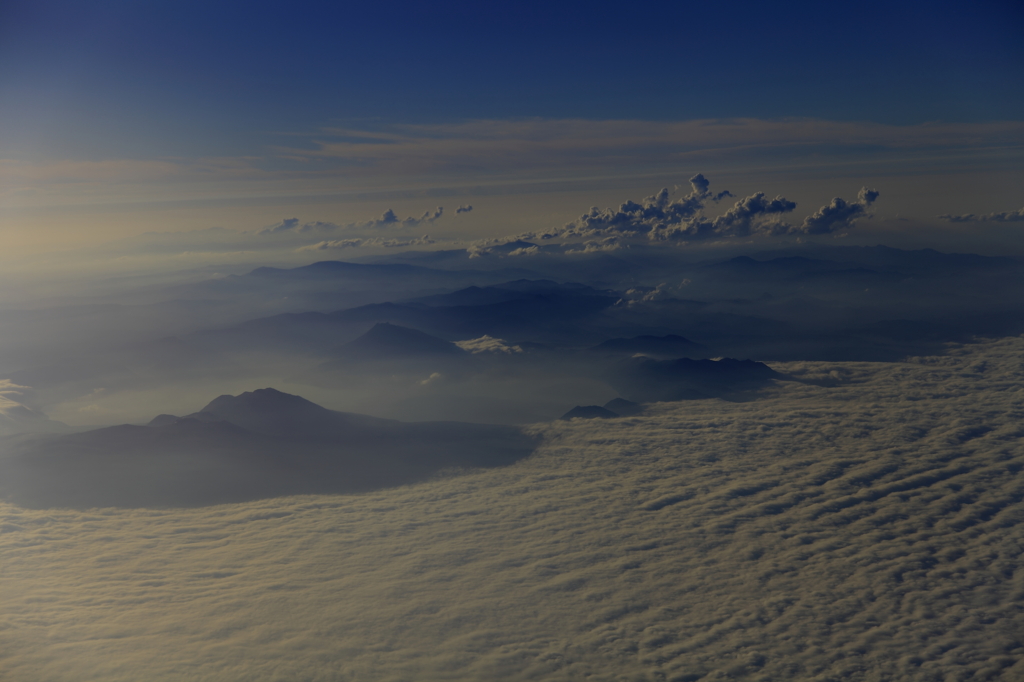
[
  {"xmin": 192, "ymin": 387, "xmax": 398, "ymax": 439},
  {"xmin": 603, "ymin": 398, "xmax": 643, "ymax": 416},
  {"xmin": 0, "ymin": 389, "xmax": 538, "ymax": 509},
  {"xmin": 560, "ymin": 405, "xmax": 617, "ymax": 420},
  {"xmin": 147, "ymin": 413, "xmax": 181, "ymax": 427},
  {"xmin": 606, "ymin": 357, "xmax": 780, "ymax": 402}
]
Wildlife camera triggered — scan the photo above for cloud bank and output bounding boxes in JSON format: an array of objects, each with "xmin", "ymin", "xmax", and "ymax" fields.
[
  {"xmin": 563, "ymin": 175, "xmax": 879, "ymax": 241},
  {"xmin": 472, "ymin": 175, "xmax": 880, "ymax": 254},
  {"xmin": 939, "ymin": 206, "xmax": 1024, "ymax": 223},
  {"xmin": 260, "ymin": 207, "xmax": 445, "ymax": 236},
  {"xmin": 297, "ymin": 235, "xmax": 436, "ymax": 251},
  {"xmin": 1, "ymin": 336, "xmax": 1022, "ymax": 680}
]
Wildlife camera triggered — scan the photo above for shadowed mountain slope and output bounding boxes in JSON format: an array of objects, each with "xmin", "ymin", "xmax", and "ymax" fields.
[
  {"xmin": 0, "ymin": 389, "xmax": 537, "ymax": 509},
  {"xmin": 560, "ymin": 405, "xmax": 618, "ymax": 420},
  {"xmin": 606, "ymin": 357, "xmax": 781, "ymax": 402}
]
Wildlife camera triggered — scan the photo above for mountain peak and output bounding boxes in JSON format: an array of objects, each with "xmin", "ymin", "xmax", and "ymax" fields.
[
  {"xmin": 560, "ymin": 405, "xmax": 618, "ymax": 420},
  {"xmin": 192, "ymin": 388, "xmax": 396, "ymax": 438},
  {"xmin": 201, "ymin": 387, "xmax": 321, "ymax": 415}
]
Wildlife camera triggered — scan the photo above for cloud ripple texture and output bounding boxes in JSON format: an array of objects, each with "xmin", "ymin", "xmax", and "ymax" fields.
[{"xmin": 1, "ymin": 336, "xmax": 1023, "ymax": 681}]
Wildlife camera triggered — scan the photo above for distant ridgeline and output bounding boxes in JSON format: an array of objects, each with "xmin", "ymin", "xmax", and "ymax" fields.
[
  {"xmin": 0, "ymin": 389, "xmax": 538, "ymax": 509},
  {"xmin": 4, "ymin": 246, "xmax": 1021, "ymax": 510}
]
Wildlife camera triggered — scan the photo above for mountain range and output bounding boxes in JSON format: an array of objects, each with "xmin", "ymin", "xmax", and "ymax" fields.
[{"xmin": 0, "ymin": 388, "xmax": 537, "ymax": 509}]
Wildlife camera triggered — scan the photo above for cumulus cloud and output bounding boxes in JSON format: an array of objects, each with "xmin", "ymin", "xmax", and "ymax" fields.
[
  {"xmin": 259, "ymin": 207, "xmax": 445, "ymax": 236},
  {"xmin": 563, "ymin": 237, "xmax": 623, "ymax": 254},
  {"xmin": 353, "ymin": 207, "xmax": 444, "ymax": 230},
  {"xmin": 473, "ymin": 176, "xmax": 876, "ymax": 246},
  {"xmin": 938, "ymin": 206, "xmax": 1024, "ymax": 223},
  {"xmin": 298, "ymin": 238, "xmax": 362, "ymax": 250},
  {"xmin": 397, "ymin": 206, "xmax": 444, "ymax": 227},
  {"xmin": 562, "ymin": 174, "xmax": 717, "ymax": 241},
  {"xmin": 710, "ymin": 192, "xmax": 798, "ymax": 237},
  {"xmin": 799, "ymin": 187, "xmax": 880, "ymax": 234},
  {"xmin": 467, "ymin": 235, "xmax": 623, "ymax": 258},
  {"xmin": 297, "ymin": 235, "xmax": 435, "ymax": 251},
  {"xmin": 259, "ymin": 217, "xmax": 302, "ymax": 235},
  {"xmin": 467, "ymin": 239, "xmax": 549, "ymax": 258},
  {"xmin": 456, "ymin": 205, "xmax": 474, "ymax": 214},
  {"xmin": 506, "ymin": 245, "xmax": 540, "ymax": 256},
  {"xmin": 559, "ymin": 174, "xmax": 806, "ymax": 242}
]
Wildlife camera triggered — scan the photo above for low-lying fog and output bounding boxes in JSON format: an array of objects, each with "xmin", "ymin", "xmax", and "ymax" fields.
[{"xmin": 1, "ymin": 240, "xmax": 1022, "ymax": 430}]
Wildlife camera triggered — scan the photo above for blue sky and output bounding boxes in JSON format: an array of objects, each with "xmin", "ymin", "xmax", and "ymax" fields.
[
  {"xmin": 0, "ymin": 0, "xmax": 1022, "ymax": 255},
  {"xmin": 3, "ymin": 0, "xmax": 1022, "ymax": 157}
]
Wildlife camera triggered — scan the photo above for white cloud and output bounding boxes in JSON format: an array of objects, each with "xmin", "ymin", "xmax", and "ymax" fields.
[
  {"xmin": 261, "ymin": 208, "xmax": 444, "ymax": 236},
  {"xmin": 557, "ymin": 176, "xmax": 877, "ymax": 243},
  {"xmin": 454, "ymin": 336, "xmax": 523, "ymax": 354},
  {"xmin": 800, "ymin": 187, "xmax": 880, "ymax": 234},
  {"xmin": 297, "ymin": 235, "xmax": 435, "ymax": 251},
  {"xmin": 2, "ymin": 336, "xmax": 1023, "ymax": 681}
]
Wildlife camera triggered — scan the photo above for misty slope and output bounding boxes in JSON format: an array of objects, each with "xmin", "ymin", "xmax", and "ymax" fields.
[
  {"xmin": 1, "ymin": 337, "xmax": 1022, "ymax": 681},
  {"xmin": 171, "ymin": 259, "xmax": 543, "ymax": 315},
  {"xmin": 334, "ymin": 322, "xmax": 466, "ymax": 360},
  {"xmin": 0, "ymin": 389, "xmax": 536, "ymax": 508}
]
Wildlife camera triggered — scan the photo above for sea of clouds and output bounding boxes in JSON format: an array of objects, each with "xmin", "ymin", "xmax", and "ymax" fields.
[{"xmin": 1, "ymin": 336, "xmax": 1022, "ymax": 681}]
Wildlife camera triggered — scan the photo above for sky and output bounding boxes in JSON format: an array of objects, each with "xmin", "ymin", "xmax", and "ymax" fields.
[{"xmin": 1, "ymin": 0, "xmax": 1022, "ymax": 259}]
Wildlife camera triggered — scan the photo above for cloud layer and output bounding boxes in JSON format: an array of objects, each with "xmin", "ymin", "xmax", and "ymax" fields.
[
  {"xmin": 939, "ymin": 206, "xmax": 1024, "ymax": 223},
  {"xmin": 2, "ymin": 336, "xmax": 1022, "ymax": 681}
]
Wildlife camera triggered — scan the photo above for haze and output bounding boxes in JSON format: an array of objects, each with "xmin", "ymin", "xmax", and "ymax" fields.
[{"xmin": 1, "ymin": 2, "xmax": 1022, "ymax": 680}]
